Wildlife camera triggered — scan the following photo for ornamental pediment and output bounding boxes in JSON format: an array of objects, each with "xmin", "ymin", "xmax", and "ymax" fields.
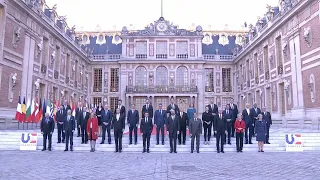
[{"xmin": 121, "ymin": 17, "xmax": 203, "ymax": 37}]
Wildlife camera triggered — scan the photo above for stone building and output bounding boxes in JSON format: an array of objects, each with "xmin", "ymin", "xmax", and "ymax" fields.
[{"xmin": 0, "ymin": 0, "xmax": 319, "ymax": 128}]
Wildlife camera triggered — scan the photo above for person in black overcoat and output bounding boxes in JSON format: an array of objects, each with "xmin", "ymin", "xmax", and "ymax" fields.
[{"xmin": 255, "ymin": 114, "xmax": 267, "ymax": 152}]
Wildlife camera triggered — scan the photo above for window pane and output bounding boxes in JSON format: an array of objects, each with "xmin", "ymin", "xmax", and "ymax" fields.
[
  {"xmin": 135, "ymin": 66, "xmax": 147, "ymax": 86},
  {"xmin": 176, "ymin": 66, "xmax": 188, "ymax": 86},
  {"xmin": 156, "ymin": 66, "xmax": 168, "ymax": 86}
]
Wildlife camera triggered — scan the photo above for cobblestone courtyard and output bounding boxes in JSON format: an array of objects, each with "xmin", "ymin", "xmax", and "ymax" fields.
[{"xmin": 1, "ymin": 151, "xmax": 319, "ymax": 180}]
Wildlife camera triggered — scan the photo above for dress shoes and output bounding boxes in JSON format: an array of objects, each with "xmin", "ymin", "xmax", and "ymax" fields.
[
  {"xmin": 48, "ymin": 148, "xmax": 51, "ymax": 151},
  {"xmin": 64, "ymin": 149, "xmax": 68, "ymax": 151},
  {"xmin": 41, "ymin": 148, "xmax": 46, "ymax": 151},
  {"xmin": 62, "ymin": 140, "xmax": 65, "ymax": 143},
  {"xmin": 162, "ymin": 142, "xmax": 164, "ymax": 145},
  {"xmin": 217, "ymin": 150, "xmax": 220, "ymax": 153},
  {"xmin": 147, "ymin": 150, "xmax": 150, "ymax": 153},
  {"xmin": 221, "ymin": 151, "xmax": 225, "ymax": 153},
  {"xmin": 197, "ymin": 150, "xmax": 199, "ymax": 153},
  {"xmin": 191, "ymin": 151, "xmax": 193, "ymax": 153},
  {"xmin": 115, "ymin": 150, "xmax": 118, "ymax": 153},
  {"xmin": 249, "ymin": 142, "xmax": 253, "ymax": 144},
  {"xmin": 142, "ymin": 149, "xmax": 146, "ymax": 153},
  {"xmin": 70, "ymin": 147, "xmax": 73, "ymax": 151},
  {"xmin": 57, "ymin": 141, "xmax": 61, "ymax": 143},
  {"xmin": 156, "ymin": 143, "xmax": 159, "ymax": 145},
  {"xmin": 174, "ymin": 151, "xmax": 177, "ymax": 153},
  {"xmin": 266, "ymin": 142, "xmax": 270, "ymax": 144},
  {"xmin": 100, "ymin": 142, "xmax": 104, "ymax": 144},
  {"xmin": 170, "ymin": 150, "xmax": 173, "ymax": 153}
]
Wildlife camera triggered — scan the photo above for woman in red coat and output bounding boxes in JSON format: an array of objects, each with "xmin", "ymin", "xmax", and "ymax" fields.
[
  {"xmin": 87, "ymin": 112, "xmax": 99, "ymax": 152},
  {"xmin": 234, "ymin": 113, "xmax": 246, "ymax": 153}
]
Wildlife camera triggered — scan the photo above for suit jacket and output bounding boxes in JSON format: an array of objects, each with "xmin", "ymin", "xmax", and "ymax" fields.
[
  {"xmin": 166, "ymin": 115, "xmax": 180, "ymax": 133},
  {"xmin": 178, "ymin": 112, "xmax": 188, "ymax": 128},
  {"xmin": 222, "ymin": 109, "xmax": 233, "ymax": 123},
  {"xmin": 234, "ymin": 120, "xmax": 246, "ymax": 133},
  {"xmin": 140, "ymin": 117, "xmax": 153, "ymax": 134},
  {"xmin": 262, "ymin": 111, "xmax": 272, "ymax": 127},
  {"xmin": 208, "ymin": 104, "xmax": 218, "ymax": 114},
  {"xmin": 75, "ymin": 107, "xmax": 85, "ymax": 126},
  {"xmin": 242, "ymin": 108, "xmax": 253, "ymax": 127},
  {"xmin": 63, "ymin": 116, "xmax": 76, "ymax": 132},
  {"xmin": 154, "ymin": 109, "xmax": 166, "ymax": 127},
  {"xmin": 142, "ymin": 104, "xmax": 154, "ymax": 118},
  {"xmin": 112, "ymin": 113, "xmax": 125, "ymax": 131},
  {"xmin": 214, "ymin": 114, "xmax": 227, "ymax": 132},
  {"xmin": 56, "ymin": 110, "xmax": 64, "ymax": 124},
  {"xmin": 190, "ymin": 118, "xmax": 202, "ymax": 135},
  {"xmin": 40, "ymin": 117, "xmax": 55, "ymax": 133},
  {"xmin": 250, "ymin": 107, "xmax": 261, "ymax": 123},
  {"xmin": 166, "ymin": 104, "xmax": 180, "ymax": 114},
  {"xmin": 62, "ymin": 105, "xmax": 71, "ymax": 117},
  {"xmin": 127, "ymin": 109, "xmax": 139, "ymax": 126},
  {"xmin": 102, "ymin": 109, "xmax": 112, "ymax": 125},
  {"xmin": 114, "ymin": 105, "xmax": 126, "ymax": 117},
  {"xmin": 80, "ymin": 111, "xmax": 89, "ymax": 126},
  {"xmin": 230, "ymin": 103, "xmax": 238, "ymax": 121}
]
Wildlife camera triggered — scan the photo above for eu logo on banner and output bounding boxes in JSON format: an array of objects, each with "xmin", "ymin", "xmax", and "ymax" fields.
[
  {"xmin": 285, "ymin": 134, "xmax": 303, "ymax": 152},
  {"xmin": 20, "ymin": 133, "xmax": 38, "ymax": 151}
]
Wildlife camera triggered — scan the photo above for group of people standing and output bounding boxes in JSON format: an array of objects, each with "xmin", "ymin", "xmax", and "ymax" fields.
[{"xmin": 40, "ymin": 98, "xmax": 272, "ymax": 153}]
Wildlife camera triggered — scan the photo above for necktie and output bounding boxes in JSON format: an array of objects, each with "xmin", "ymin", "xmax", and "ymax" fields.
[
  {"xmin": 145, "ymin": 118, "xmax": 147, "ymax": 123},
  {"xmin": 219, "ymin": 114, "xmax": 222, "ymax": 119},
  {"xmin": 160, "ymin": 110, "xmax": 162, "ymax": 114}
]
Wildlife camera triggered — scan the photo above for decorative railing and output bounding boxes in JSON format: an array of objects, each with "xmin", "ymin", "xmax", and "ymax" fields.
[
  {"xmin": 92, "ymin": 54, "xmax": 122, "ymax": 60},
  {"xmin": 203, "ymin": 55, "xmax": 233, "ymax": 61},
  {"xmin": 110, "ymin": 86, "xmax": 119, "ymax": 92},
  {"xmin": 126, "ymin": 85, "xmax": 198, "ymax": 93},
  {"xmin": 205, "ymin": 86, "xmax": 214, "ymax": 92}
]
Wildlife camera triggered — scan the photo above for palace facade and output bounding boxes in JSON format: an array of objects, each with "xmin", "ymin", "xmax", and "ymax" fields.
[{"xmin": 0, "ymin": 0, "xmax": 319, "ymax": 128}]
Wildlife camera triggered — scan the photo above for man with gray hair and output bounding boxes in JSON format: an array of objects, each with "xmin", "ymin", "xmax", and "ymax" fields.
[
  {"xmin": 166, "ymin": 109, "xmax": 180, "ymax": 153},
  {"xmin": 41, "ymin": 112, "xmax": 55, "ymax": 151},
  {"xmin": 63, "ymin": 109, "xmax": 75, "ymax": 151}
]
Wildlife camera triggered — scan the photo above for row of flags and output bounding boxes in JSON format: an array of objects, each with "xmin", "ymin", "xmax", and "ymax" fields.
[
  {"xmin": 15, "ymin": 96, "xmax": 99, "ymax": 123},
  {"xmin": 15, "ymin": 96, "xmax": 73, "ymax": 123}
]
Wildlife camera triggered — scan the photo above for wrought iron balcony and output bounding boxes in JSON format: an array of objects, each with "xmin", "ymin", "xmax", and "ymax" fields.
[
  {"xmin": 205, "ymin": 86, "xmax": 214, "ymax": 92},
  {"xmin": 126, "ymin": 85, "xmax": 198, "ymax": 93}
]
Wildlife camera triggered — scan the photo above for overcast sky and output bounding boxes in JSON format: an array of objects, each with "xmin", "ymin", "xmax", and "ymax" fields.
[{"xmin": 46, "ymin": 0, "xmax": 279, "ymax": 31}]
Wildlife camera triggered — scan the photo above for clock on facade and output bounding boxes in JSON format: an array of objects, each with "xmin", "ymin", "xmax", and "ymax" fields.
[{"xmin": 156, "ymin": 22, "xmax": 168, "ymax": 32}]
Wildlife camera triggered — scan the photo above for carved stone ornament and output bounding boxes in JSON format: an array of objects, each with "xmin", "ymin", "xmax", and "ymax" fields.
[
  {"xmin": 121, "ymin": 17, "xmax": 203, "ymax": 37},
  {"xmin": 218, "ymin": 34, "xmax": 229, "ymax": 46},
  {"xmin": 282, "ymin": 41, "xmax": 288, "ymax": 56},
  {"xmin": 235, "ymin": 35, "xmax": 244, "ymax": 46},
  {"xmin": 72, "ymin": 64, "xmax": 76, "ymax": 73},
  {"xmin": 51, "ymin": 51, "xmax": 56, "ymax": 64},
  {"xmin": 61, "ymin": 89, "xmax": 65, "ymax": 97},
  {"xmin": 96, "ymin": 34, "xmax": 106, "ymax": 45},
  {"xmin": 37, "ymin": 38, "xmax": 43, "ymax": 59},
  {"xmin": 303, "ymin": 27, "xmax": 312, "ymax": 47},
  {"xmin": 34, "ymin": 78, "xmax": 41, "ymax": 90},
  {"xmin": 13, "ymin": 27, "xmax": 21, "ymax": 48},
  {"xmin": 11, "ymin": 73, "xmax": 17, "ymax": 90},
  {"xmin": 266, "ymin": 5, "xmax": 274, "ymax": 21},
  {"xmin": 309, "ymin": 74, "xmax": 316, "ymax": 103},
  {"xmin": 112, "ymin": 34, "xmax": 122, "ymax": 45},
  {"xmin": 202, "ymin": 34, "xmax": 213, "ymax": 45},
  {"xmin": 269, "ymin": 54, "xmax": 274, "ymax": 65}
]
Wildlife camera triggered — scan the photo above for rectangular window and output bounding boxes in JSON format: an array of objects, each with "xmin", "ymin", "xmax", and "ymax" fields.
[
  {"xmin": 176, "ymin": 41, "xmax": 188, "ymax": 59},
  {"xmin": 110, "ymin": 97, "xmax": 119, "ymax": 113},
  {"xmin": 245, "ymin": 59, "xmax": 249, "ymax": 81},
  {"xmin": 135, "ymin": 41, "xmax": 147, "ymax": 59},
  {"xmin": 41, "ymin": 37, "xmax": 49, "ymax": 64},
  {"xmin": 93, "ymin": 68, "xmax": 102, "ymax": 92},
  {"xmin": 264, "ymin": 45, "xmax": 269, "ymax": 71},
  {"xmin": 254, "ymin": 53, "xmax": 258, "ymax": 77},
  {"xmin": 156, "ymin": 41, "xmax": 168, "ymax": 59},
  {"xmin": 66, "ymin": 54, "xmax": 70, "ymax": 77},
  {"xmin": 93, "ymin": 97, "xmax": 102, "ymax": 106},
  {"xmin": 110, "ymin": 68, "xmax": 119, "ymax": 92},
  {"xmin": 204, "ymin": 68, "xmax": 214, "ymax": 92},
  {"xmin": 276, "ymin": 36, "xmax": 283, "ymax": 65},
  {"xmin": 222, "ymin": 68, "xmax": 231, "ymax": 92},
  {"xmin": 54, "ymin": 46, "xmax": 60, "ymax": 71}
]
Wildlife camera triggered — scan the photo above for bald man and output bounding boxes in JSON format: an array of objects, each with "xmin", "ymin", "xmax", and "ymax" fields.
[{"xmin": 40, "ymin": 112, "xmax": 55, "ymax": 151}]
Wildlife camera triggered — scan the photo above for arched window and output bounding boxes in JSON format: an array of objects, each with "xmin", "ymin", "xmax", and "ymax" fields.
[
  {"xmin": 176, "ymin": 66, "xmax": 188, "ymax": 86},
  {"xmin": 135, "ymin": 66, "xmax": 147, "ymax": 86},
  {"xmin": 156, "ymin": 66, "xmax": 168, "ymax": 86}
]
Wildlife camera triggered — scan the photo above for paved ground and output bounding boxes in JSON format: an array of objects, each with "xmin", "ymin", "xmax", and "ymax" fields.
[{"xmin": 0, "ymin": 151, "xmax": 319, "ymax": 180}]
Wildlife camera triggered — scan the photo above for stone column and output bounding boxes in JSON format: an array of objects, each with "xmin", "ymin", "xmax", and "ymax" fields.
[
  {"xmin": 289, "ymin": 34, "xmax": 305, "ymax": 123},
  {"xmin": 119, "ymin": 69, "xmax": 127, "ymax": 107},
  {"xmin": 197, "ymin": 71, "xmax": 204, "ymax": 114}
]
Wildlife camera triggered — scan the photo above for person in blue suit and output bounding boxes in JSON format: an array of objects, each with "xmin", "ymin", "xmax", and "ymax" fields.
[
  {"xmin": 154, "ymin": 103, "xmax": 166, "ymax": 145},
  {"xmin": 127, "ymin": 104, "xmax": 139, "ymax": 145},
  {"xmin": 100, "ymin": 104, "xmax": 112, "ymax": 144}
]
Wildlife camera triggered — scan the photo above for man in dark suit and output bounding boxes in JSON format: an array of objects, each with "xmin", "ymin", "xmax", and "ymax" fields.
[
  {"xmin": 75, "ymin": 102, "xmax": 84, "ymax": 137},
  {"xmin": 80, "ymin": 106, "xmax": 89, "ymax": 144},
  {"xmin": 101, "ymin": 104, "xmax": 112, "ymax": 144},
  {"xmin": 262, "ymin": 107, "xmax": 272, "ymax": 144},
  {"xmin": 250, "ymin": 103, "xmax": 261, "ymax": 135},
  {"xmin": 178, "ymin": 109, "xmax": 188, "ymax": 145},
  {"xmin": 127, "ymin": 104, "xmax": 139, "ymax": 145},
  {"xmin": 62, "ymin": 100, "xmax": 71, "ymax": 115},
  {"xmin": 56, "ymin": 105, "xmax": 65, "ymax": 143},
  {"xmin": 214, "ymin": 109, "xmax": 227, "ymax": 153},
  {"xmin": 242, "ymin": 103, "xmax": 253, "ymax": 144},
  {"xmin": 167, "ymin": 98, "xmax": 180, "ymax": 116},
  {"xmin": 115, "ymin": 99, "xmax": 126, "ymax": 117},
  {"xmin": 167, "ymin": 109, "xmax": 180, "ymax": 153},
  {"xmin": 190, "ymin": 112, "xmax": 202, "ymax": 153},
  {"xmin": 223, "ymin": 104, "xmax": 233, "ymax": 145},
  {"xmin": 154, "ymin": 103, "xmax": 166, "ymax": 145},
  {"xmin": 230, "ymin": 99, "xmax": 238, "ymax": 137},
  {"xmin": 63, "ymin": 110, "xmax": 75, "ymax": 151},
  {"xmin": 140, "ymin": 112, "xmax": 153, "ymax": 153},
  {"xmin": 142, "ymin": 99, "xmax": 153, "ymax": 118},
  {"xmin": 208, "ymin": 98, "xmax": 218, "ymax": 137},
  {"xmin": 41, "ymin": 112, "xmax": 55, "ymax": 151},
  {"xmin": 112, "ymin": 108, "xmax": 125, "ymax": 153}
]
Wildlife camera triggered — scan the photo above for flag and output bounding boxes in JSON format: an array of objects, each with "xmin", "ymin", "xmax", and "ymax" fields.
[
  {"xmin": 27, "ymin": 98, "xmax": 35, "ymax": 122},
  {"xmin": 33, "ymin": 97, "xmax": 39, "ymax": 123},
  {"xmin": 70, "ymin": 100, "xmax": 73, "ymax": 111},
  {"xmin": 41, "ymin": 99, "xmax": 46, "ymax": 122},
  {"xmin": 15, "ymin": 96, "xmax": 22, "ymax": 122},
  {"xmin": 46, "ymin": 99, "xmax": 51, "ymax": 115},
  {"xmin": 37, "ymin": 98, "xmax": 42, "ymax": 123},
  {"xmin": 25, "ymin": 98, "xmax": 31, "ymax": 123},
  {"xmin": 72, "ymin": 101, "xmax": 76, "ymax": 117},
  {"xmin": 53, "ymin": 100, "xmax": 57, "ymax": 122},
  {"xmin": 21, "ymin": 97, "xmax": 26, "ymax": 122},
  {"xmin": 50, "ymin": 102, "xmax": 54, "ymax": 119}
]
